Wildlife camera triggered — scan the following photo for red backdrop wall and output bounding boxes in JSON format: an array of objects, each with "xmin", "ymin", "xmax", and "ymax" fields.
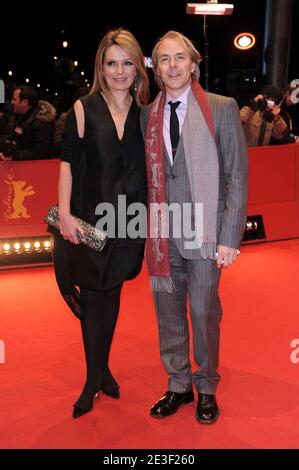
[{"xmin": 1, "ymin": 144, "xmax": 299, "ymax": 242}]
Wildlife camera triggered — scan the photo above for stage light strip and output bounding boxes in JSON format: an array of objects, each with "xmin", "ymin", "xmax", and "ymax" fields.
[
  {"xmin": 0, "ymin": 237, "xmax": 52, "ymax": 256},
  {"xmin": 186, "ymin": 3, "xmax": 234, "ymax": 16}
]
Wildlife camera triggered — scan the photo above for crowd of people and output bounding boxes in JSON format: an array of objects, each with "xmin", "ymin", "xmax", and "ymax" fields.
[
  {"xmin": 0, "ymin": 85, "xmax": 56, "ymax": 161},
  {"xmin": 0, "ymin": 84, "xmax": 91, "ymax": 161},
  {"xmin": 1, "ymin": 74, "xmax": 298, "ymax": 161}
]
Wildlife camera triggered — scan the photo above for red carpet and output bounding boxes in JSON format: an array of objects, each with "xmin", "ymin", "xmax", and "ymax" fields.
[{"xmin": 1, "ymin": 239, "xmax": 299, "ymax": 449}]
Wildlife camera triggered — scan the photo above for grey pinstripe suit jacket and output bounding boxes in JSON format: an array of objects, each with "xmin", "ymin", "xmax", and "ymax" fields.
[{"xmin": 140, "ymin": 91, "xmax": 248, "ymax": 257}]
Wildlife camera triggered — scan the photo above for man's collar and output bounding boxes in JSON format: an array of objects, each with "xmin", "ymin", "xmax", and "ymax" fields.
[{"xmin": 166, "ymin": 85, "xmax": 191, "ymax": 106}]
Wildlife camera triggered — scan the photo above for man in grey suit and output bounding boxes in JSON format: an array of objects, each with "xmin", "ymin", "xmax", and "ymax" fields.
[{"xmin": 141, "ymin": 31, "xmax": 248, "ymax": 424}]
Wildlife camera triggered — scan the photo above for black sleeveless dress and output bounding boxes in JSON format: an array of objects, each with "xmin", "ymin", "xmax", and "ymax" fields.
[{"xmin": 49, "ymin": 93, "xmax": 147, "ymax": 315}]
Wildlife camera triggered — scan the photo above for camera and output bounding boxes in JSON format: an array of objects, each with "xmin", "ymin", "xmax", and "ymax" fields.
[
  {"xmin": 0, "ymin": 126, "xmax": 23, "ymax": 157},
  {"xmin": 0, "ymin": 138, "xmax": 18, "ymax": 156},
  {"xmin": 289, "ymin": 132, "xmax": 298, "ymax": 143},
  {"xmin": 249, "ymin": 96, "xmax": 268, "ymax": 112},
  {"xmin": 249, "ymin": 96, "xmax": 276, "ymax": 122}
]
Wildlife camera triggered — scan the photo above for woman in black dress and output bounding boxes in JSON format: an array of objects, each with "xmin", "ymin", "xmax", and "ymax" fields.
[{"xmin": 51, "ymin": 29, "xmax": 149, "ymax": 418}]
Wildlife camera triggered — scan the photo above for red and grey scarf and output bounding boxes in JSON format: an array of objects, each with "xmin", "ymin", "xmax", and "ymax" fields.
[{"xmin": 145, "ymin": 80, "xmax": 219, "ymax": 292}]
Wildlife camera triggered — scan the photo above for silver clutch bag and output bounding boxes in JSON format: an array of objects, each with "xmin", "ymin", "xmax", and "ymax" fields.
[{"xmin": 45, "ymin": 205, "xmax": 108, "ymax": 253}]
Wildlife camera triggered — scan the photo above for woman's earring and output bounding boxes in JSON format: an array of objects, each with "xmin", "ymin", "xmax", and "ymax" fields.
[{"xmin": 134, "ymin": 77, "xmax": 138, "ymax": 93}]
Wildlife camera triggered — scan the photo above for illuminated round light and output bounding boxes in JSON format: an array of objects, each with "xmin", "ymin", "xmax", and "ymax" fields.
[
  {"xmin": 81, "ymin": 71, "xmax": 85, "ymax": 76},
  {"xmin": 3, "ymin": 244, "xmax": 11, "ymax": 251},
  {"xmin": 8, "ymin": 70, "xmax": 13, "ymax": 76},
  {"xmin": 44, "ymin": 241, "xmax": 51, "ymax": 249},
  {"xmin": 14, "ymin": 243, "xmax": 21, "ymax": 250},
  {"xmin": 74, "ymin": 60, "xmax": 79, "ymax": 67},
  {"xmin": 24, "ymin": 242, "xmax": 31, "ymax": 250},
  {"xmin": 34, "ymin": 242, "xmax": 41, "ymax": 249},
  {"xmin": 25, "ymin": 78, "xmax": 30, "ymax": 83},
  {"xmin": 238, "ymin": 36, "xmax": 252, "ymax": 48},
  {"xmin": 62, "ymin": 41, "xmax": 68, "ymax": 48},
  {"xmin": 234, "ymin": 33, "xmax": 256, "ymax": 51}
]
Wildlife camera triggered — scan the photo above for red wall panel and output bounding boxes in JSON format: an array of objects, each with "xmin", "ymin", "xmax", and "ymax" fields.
[
  {"xmin": 1, "ymin": 144, "xmax": 299, "ymax": 242},
  {"xmin": 248, "ymin": 144, "xmax": 299, "ymax": 241}
]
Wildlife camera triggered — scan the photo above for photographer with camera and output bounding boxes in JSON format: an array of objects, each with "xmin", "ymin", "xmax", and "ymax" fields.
[
  {"xmin": 240, "ymin": 84, "xmax": 287, "ymax": 147},
  {"xmin": 0, "ymin": 85, "xmax": 56, "ymax": 161}
]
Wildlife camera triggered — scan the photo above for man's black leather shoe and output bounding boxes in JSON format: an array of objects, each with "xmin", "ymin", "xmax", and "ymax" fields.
[
  {"xmin": 196, "ymin": 393, "xmax": 219, "ymax": 424},
  {"xmin": 150, "ymin": 390, "xmax": 194, "ymax": 418}
]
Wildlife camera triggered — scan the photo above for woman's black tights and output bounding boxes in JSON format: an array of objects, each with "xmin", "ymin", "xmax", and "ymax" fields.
[{"xmin": 75, "ymin": 284, "xmax": 122, "ymax": 407}]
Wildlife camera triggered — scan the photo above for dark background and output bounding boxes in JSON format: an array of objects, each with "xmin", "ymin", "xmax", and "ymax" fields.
[{"xmin": 1, "ymin": 0, "xmax": 298, "ymax": 108}]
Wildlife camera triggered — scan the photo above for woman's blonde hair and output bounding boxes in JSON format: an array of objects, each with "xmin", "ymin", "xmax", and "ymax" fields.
[
  {"xmin": 90, "ymin": 28, "xmax": 149, "ymax": 107},
  {"xmin": 151, "ymin": 31, "xmax": 202, "ymax": 89}
]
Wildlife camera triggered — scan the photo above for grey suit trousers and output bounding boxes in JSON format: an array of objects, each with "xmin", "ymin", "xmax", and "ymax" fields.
[{"xmin": 153, "ymin": 238, "xmax": 222, "ymax": 395}]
